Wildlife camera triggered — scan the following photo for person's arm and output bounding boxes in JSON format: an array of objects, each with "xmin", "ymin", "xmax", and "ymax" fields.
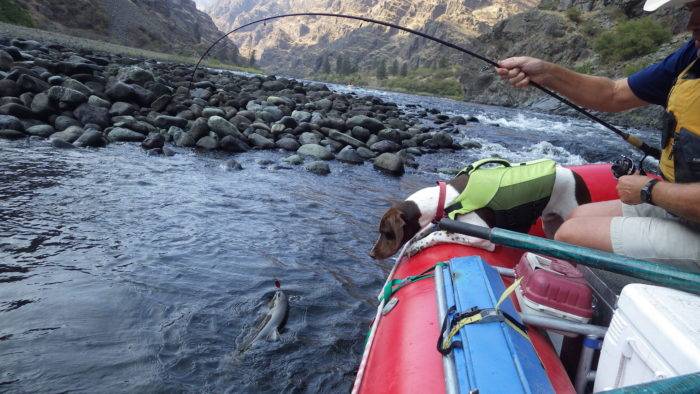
[
  {"xmin": 617, "ymin": 175, "xmax": 700, "ymax": 223},
  {"xmin": 496, "ymin": 57, "xmax": 649, "ymax": 112}
]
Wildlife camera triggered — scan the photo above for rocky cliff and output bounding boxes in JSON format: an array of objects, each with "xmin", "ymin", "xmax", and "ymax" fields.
[
  {"xmin": 457, "ymin": 0, "xmax": 690, "ymax": 128},
  {"xmin": 13, "ymin": 0, "xmax": 239, "ymax": 62},
  {"xmin": 204, "ymin": 0, "xmax": 539, "ymax": 75}
]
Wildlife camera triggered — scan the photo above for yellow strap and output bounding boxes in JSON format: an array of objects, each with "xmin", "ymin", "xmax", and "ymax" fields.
[
  {"xmin": 495, "ymin": 277, "xmax": 523, "ymax": 312},
  {"xmin": 440, "ymin": 278, "xmax": 528, "ymax": 351}
]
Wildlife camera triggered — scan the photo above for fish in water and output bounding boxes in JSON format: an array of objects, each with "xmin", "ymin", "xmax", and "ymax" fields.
[{"xmin": 239, "ymin": 280, "xmax": 289, "ymax": 352}]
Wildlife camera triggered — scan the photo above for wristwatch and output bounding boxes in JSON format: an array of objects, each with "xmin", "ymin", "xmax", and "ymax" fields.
[{"xmin": 640, "ymin": 179, "xmax": 659, "ymax": 205}]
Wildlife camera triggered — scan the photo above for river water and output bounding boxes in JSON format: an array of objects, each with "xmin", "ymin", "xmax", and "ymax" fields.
[{"xmin": 0, "ymin": 84, "xmax": 656, "ymax": 392}]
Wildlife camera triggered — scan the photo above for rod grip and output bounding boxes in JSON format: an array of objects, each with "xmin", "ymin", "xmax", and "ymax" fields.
[{"xmin": 437, "ymin": 219, "xmax": 492, "ymax": 240}]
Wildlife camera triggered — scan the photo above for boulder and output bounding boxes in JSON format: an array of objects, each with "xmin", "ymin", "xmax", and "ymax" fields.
[
  {"xmin": 155, "ymin": 115, "xmax": 188, "ymax": 129},
  {"xmin": 0, "ymin": 103, "xmax": 33, "ymax": 118},
  {"xmin": 109, "ymin": 102, "xmax": 137, "ymax": 116},
  {"xmin": 175, "ymin": 132, "xmax": 196, "ymax": 147},
  {"xmin": 357, "ymin": 146, "xmax": 377, "ymax": 159},
  {"xmin": 305, "ymin": 161, "xmax": 331, "ymax": 175},
  {"xmin": 249, "ymin": 133, "xmax": 275, "ymax": 149},
  {"xmin": 25, "ymin": 124, "xmax": 54, "ymax": 137},
  {"xmin": 351, "ymin": 126, "xmax": 371, "ymax": 142},
  {"xmin": 297, "ymin": 144, "xmax": 333, "ymax": 160},
  {"xmin": 0, "ymin": 49, "xmax": 13, "ymax": 71},
  {"xmin": 221, "ymin": 159, "xmax": 243, "ymax": 171},
  {"xmin": 50, "ymin": 126, "xmax": 84, "ymax": 143},
  {"xmin": 141, "ymin": 133, "xmax": 165, "ymax": 150},
  {"xmin": 208, "ymin": 116, "xmax": 244, "ymax": 140},
  {"xmin": 108, "ymin": 127, "xmax": 146, "ymax": 142},
  {"xmin": 55, "ymin": 116, "xmax": 80, "ymax": 131},
  {"xmin": 275, "ymin": 137, "xmax": 300, "ymax": 151},
  {"xmin": 299, "ymin": 132, "xmax": 321, "ymax": 145},
  {"xmin": 88, "ymin": 95, "xmax": 110, "ymax": 108},
  {"xmin": 346, "ymin": 115, "xmax": 384, "ymax": 133},
  {"xmin": 370, "ymin": 140, "xmax": 401, "ymax": 153},
  {"xmin": 291, "ymin": 110, "xmax": 311, "ymax": 123},
  {"xmin": 0, "ymin": 79, "xmax": 20, "ymax": 97},
  {"xmin": 74, "ymin": 104, "xmax": 110, "ymax": 128},
  {"xmin": 73, "ymin": 129, "xmax": 106, "ymax": 148},
  {"xmin": 220, "ymin": 135, "xmax": 250, "ymax": 152},
  {"xmin": 373, "ymin": 153, "xmax": 404, "ymax": 176},
  {"xmin": 189, "ymin": 118, "xmax": 210, "ymax": 141},
  {"xmin": 51, "ymin": 138, "xmax": 77, "ymax": 149},
  {"xmin": 0, "ymin": 129, "xmax": 25, "ymax": 139},
  {"xmin": 336, "ymin": 146, "xmax": 364, "ymax": 164},
  {"xmin": 17, "ymin": 74, "xmax": 49, "ymax": 93},
  {"xmin": 328, "ymin": 130, "xmax": 366, "ymax": 149},
  {"xmin": 196, "ymin": 135, "xmax": 219, "ymax": 150},
  {"xmin": 62, "ymin": 79, "xmax": 92, "ymax": 96},
  {"xmin": 47, "ymin": 86, "xmax": 87, "ymax": 106},
  {"xmin": 283, "ymin": 154, "xmax": 304, "ymax": 165},
  {"xmin": 0, "ymin": 114, "xmax": 23, "ymax": 131}
]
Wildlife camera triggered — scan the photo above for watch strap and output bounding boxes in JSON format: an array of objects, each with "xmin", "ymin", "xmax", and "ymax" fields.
[{"xmin": 641, "ymin": 179, "xmax": 659, "ymax": 205}]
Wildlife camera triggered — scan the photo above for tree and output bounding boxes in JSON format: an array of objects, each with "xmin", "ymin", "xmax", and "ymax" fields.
[
  {"xmin": 389, "ymin": 59, "xmax": 399, "ymax": 75},
  {"xmin": 322, "ymin": 56, "xmax": 331, "ymax": 74},
  {"xmin": 248, "ymin": 50, "xmax": 256, "ymax": 67},
  {"xmin": 376, "ymin": 59, "xmax": 387, "ymax": 80},
  {"xmin": 400, "ymin": 62, "xmax": 408, "ymax": 76}
]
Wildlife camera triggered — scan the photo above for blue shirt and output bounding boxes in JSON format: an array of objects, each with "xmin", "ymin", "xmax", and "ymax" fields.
[{"xmin": 628, "ymin": 40, "xmax": 698, "ymax": 107}]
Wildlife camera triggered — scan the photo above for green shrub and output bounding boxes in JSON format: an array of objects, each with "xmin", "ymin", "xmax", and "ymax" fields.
[
  {"xmin": 624, "ymin": 60, "xmax": 651, "ymax": 75},
  {"xmin": 581, "ymin": 20, "xmax": 600, "ymax": 37},
  {"xmin": 539, "ymin": 0, "xmax": 558, "ymax": 11},
  {"xmin": 594, "ymin": 17, "xmax": 671, "ymax": 63},
  {"xmin": 567, "ymin": 8, "xmax": 583, "ymax": 23},
  {"xmin": 574, "ymin": 62, "xmax": 595, "ymax": 75},
  {"xmin": 0, "ymin": 0, "xmax": 34, "ymax": 27}
]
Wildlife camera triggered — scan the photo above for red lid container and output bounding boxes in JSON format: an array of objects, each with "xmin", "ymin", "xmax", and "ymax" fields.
[{"xmin": 514, "ymin": 253, "xmax": 593, "ymax": 319}]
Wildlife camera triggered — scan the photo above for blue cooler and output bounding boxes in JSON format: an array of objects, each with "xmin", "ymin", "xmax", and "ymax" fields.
[{"xmin": 436, "ymin": 256, "xmax": 555, "ymax": 394}]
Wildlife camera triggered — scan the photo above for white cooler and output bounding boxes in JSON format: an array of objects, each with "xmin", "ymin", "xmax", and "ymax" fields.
[{"xmin": 593, "ymin": 284, "xmax": 700, "ymax": 392}]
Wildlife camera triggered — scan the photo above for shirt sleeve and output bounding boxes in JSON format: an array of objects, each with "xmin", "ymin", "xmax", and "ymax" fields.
[{"xmin": 627, "ymin": 40, "xmax": 698, "ymax": 107}]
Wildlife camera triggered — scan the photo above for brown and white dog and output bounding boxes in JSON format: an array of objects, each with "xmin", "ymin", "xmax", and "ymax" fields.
[{"xmin": 369, "ymin": 166, "xmax": 591, "ymax": 259}]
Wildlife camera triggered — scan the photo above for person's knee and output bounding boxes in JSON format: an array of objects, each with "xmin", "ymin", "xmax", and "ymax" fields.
[{"xmin": 554, "ymin": 220, "xmax": 577, "ymax": 243}]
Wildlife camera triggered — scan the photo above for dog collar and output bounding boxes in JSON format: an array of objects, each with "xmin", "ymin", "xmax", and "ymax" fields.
[{"xmin": 434, "ymin": 181, "xmax": 447, "ymax": 223}]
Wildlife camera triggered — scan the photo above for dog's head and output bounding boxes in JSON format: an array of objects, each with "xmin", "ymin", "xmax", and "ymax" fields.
[{"xmin": 370, "ymin": 202, "xmax": 421, "ymax": 260}]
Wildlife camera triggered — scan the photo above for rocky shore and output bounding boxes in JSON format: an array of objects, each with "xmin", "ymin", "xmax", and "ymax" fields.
[{"xmin": 0, "ymin": 36, "xmax": 478, "ymax": 177}]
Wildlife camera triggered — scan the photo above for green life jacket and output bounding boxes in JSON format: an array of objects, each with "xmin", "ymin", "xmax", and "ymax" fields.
[{"xmin": 445, "ymin": 158, "xmax": 557, "ymax": 232}]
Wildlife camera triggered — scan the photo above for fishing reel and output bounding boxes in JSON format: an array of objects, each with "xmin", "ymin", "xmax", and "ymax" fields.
[{"xmin": 611, "ymin": 155, "xmax": 654, "ymax": 179}]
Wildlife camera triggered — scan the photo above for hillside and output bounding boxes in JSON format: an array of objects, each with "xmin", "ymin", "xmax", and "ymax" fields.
[
  {"xmin": 204, "ymin": 0, "xmax": 539, "ymax": 75},
  {"xmin": 1, "ymin": 0, "xmax": 239, "ymax": 63}
]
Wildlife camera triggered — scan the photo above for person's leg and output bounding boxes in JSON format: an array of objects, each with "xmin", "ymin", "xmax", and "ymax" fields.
[
  {"xmin": 568, "ymin": 200, "xmax": 623, "ymax": 219},
  {"xmin": 554, "ymin": 216, "xmax": 614, "ymax": 251}
]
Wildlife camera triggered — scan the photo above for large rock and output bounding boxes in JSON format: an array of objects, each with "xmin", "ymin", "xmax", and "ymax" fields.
[
  {"xmin": 189, "ymin": 118, "xmax": 210, "ymax": 141},
  {"xmin": 0, "ymin": 115, "xmax": 23, "ymax": 131},
  {"xmin": 220, "ymin": 135, "xmax": 250, "ymax": 152},
  {"xmin": 0, "ymin": 49, "xmax": 13, "ymax": 71},
  {"xmin": 262, "ymin": 80, "xmax": 285, "ymax": 91},
  {"xmin": 88, "ymin": 95, "xmax": 110, "ymax": 108},
  {"xmin": 108, "ymin": 127, "xmax": 146, "ymax": 142},
  {"xmin": 74, "ymin": 104, "xmax": 110, "ymax": 128},
  {"xmin": 25, "ymin": 124, "xmax": 55, "ymax": 137},
  {"xmin": 373, "ymin": 153, "xmax": 405, "ymax": 176},
  {"xmin": 305, "ymin": 161, "xmax": 331, "ymax": 175},
  {"xmin": 346, "ymin": 115, "xmax": 385, "ymax": 133},
  {"xmin": 196, "ymin": 135, "xmax": 219, "ymax": 150},
  {"xmin": 299, "ymin": 132, "xmax": 321, "ymax": 145},
  {"xmin": 47, "ymin": 86, "xmax": 87, "ymax": 106},
  {"xmin": 0, "ymin": 79, "xmax": 19, "ymax": 97},
  {"xmin": 17, "ymin": 74, "xmax": 49, "ymax": 93},
  {"xmin": 336, "ymin": 146, "xmax": 364, "ymax": 164},
  {"xmin": 297, "ymin": 144, "xmax": 334, "ymax": 160},
  {"xmin": 62, "ymin": 79, "xmax": 92, "ymax": 96},
  {"xmin": 31, "ymin": 92, "xmax": 56, "ymax": 116},
  {"xmin": 141, "ymin": 133, "xmax": 165, "ymax": 150},
  {"xmin": 207, "ymin": 116, "xmax": 244, "ymax": 140},
  {"xmin": 50, "ymin": 126, "xmax": 84, "ymax": 143},
  {"xmin": 275, "ymin": 137, "xmax": 300, "ymax": 151},
  {"xmin": 73, "ymin": 129, "xmax": 106, "ymax": 148},
  {"xmin": 0, "ymin": 103, "xmax": 33, "ymax": 118},
  {"xmin": 370, "ymin": 140, "xmax": 401, "ymax": 153},
  {"xmin": 109, "ymin": 102, "xmax": 137, "ymax": 117},
  {"xmin": 117, "ymin": 66, "xmax": 154, "ymax": 86},
  {"xmin": 328, "ymin": 130, "xmax": 366, "ymax": 149},
  {"xmin": 55, "ymin": 116, "xmax": 80, "ymax": 131},
  {"xmin": 175, "ymin": 132, "xmax": 196, "ymax": 147},
  {"xmin": 291, "ymin": 110, "xmax": 312, "ymax": 123},
  {"xmin": 249, "ymin": 133, "xmax": 275, "ymax": 149},
  {"xmin": 0, "ymin": 129, "xmax": 25, "ymax": 139},
  {"xmin": 155, "ymin": 115, "xmax": 188, "ymax": 129}
]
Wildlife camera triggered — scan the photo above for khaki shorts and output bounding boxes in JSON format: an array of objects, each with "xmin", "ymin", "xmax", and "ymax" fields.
[{"xmin": 610, "ymin": 203, "xmax": 700, "ymax": 272}]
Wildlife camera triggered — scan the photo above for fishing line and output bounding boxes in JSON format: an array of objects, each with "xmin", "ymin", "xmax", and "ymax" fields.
[{"xmin": 190, "ymin": 12, "xmax": 659, "ymax": 158}]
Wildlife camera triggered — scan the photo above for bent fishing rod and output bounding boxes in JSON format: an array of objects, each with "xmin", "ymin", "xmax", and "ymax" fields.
[{"xmin": 190, "ymin": 12, "xmax": 660, "ymax": 159}]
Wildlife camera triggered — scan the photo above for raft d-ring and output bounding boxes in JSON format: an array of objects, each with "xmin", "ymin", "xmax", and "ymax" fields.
[{"xmin": 382, "ymin": 297, "xmax": 399, "ymax": 315}]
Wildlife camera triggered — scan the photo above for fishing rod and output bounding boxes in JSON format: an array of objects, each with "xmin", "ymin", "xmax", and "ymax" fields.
[{"xmin": 191, "ymin": 12, "xmax": 660, "ymax": 159}]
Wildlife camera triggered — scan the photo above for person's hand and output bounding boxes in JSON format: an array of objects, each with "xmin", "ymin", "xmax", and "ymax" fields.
[
  {"xmin": 495, "ymin": 57, "xmax": 550, "ymax": 88},
  {"xmin": 617, "ymin": 175, "xmax": 652, "ymax": 205}
]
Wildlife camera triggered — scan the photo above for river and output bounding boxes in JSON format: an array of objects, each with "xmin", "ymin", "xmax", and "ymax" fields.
[{"xmin": 0, "ymin": 83, "xmax": 657, "ymax": 392}]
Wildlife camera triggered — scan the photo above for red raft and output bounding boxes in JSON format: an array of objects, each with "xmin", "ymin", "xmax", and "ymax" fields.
[{"xmin": 354, "ymin": 164, "xmax": 620, "ymax": 394}]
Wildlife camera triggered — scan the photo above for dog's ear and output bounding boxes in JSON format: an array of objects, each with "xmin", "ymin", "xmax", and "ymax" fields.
[{"xmin": 370, "ymin": 207, "xmax": 406, "ymax": 259}]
